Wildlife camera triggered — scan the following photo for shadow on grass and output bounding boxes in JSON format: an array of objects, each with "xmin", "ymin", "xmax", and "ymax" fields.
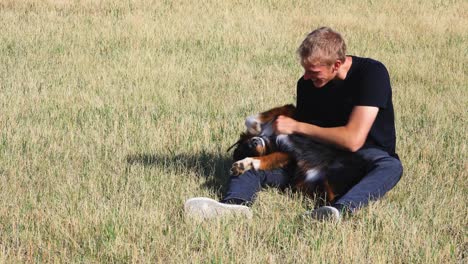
[{"xmin": 126, "ymin": 150, "xmax": 233, "ymax": 195}]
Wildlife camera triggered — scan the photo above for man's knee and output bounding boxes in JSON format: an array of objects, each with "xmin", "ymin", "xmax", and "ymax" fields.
[
  {"xmin": 378, "ymin": 155, "xmax": 403, "ymax": 177},
  {"xmin": 358, "ymin": 148, "xmax": 403, "ymax": 187},
  {"xmin": 374, "ymin": 155, "xmax": 403, "ymax": 192},
  {"xmin": 358, "ymin": 148, "xmax": 402, "ymax": 172},
  {"xmin": 392, "ymin": 159, "xmax": 403, "ymax": 178}
]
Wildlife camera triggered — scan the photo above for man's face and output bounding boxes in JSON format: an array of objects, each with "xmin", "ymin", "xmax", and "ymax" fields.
[{"xmin": 301, "ymin": 61, "xmax": 337, "ymax": 88}]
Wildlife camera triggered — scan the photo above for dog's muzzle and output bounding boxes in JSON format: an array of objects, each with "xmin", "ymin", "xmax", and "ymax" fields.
[{"xmin": 251, "ymin": 136, "xmax": 266, "ymax": 149}]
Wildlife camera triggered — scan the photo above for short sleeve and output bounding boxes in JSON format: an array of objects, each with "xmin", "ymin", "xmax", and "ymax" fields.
[{"xmin": 355, "ymin": 62, "xmax": 391, "ymax": 109}]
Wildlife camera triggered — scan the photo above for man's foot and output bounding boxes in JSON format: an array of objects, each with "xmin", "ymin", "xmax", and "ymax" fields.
[
  {"xmin": 184, "ymin": 197, "xmax": 253, "ymax": 220},
  {"xmin": 303, "ymin": 206, "xmax": 341, "ymax": 222}
]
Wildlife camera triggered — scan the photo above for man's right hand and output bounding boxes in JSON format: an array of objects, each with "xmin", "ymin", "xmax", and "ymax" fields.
[{"xmin": 273, "ymin": 115, "xmax": 300, "ymax": 135}]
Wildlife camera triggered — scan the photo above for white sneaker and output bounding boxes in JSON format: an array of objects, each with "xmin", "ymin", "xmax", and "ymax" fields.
[
  {"xmin": 184, "ymin": 197, "xmax": 253, "ymax": 220},
  {"xmin": 303, "ymin": 206, "xmax": 341, "ymax": 222}
]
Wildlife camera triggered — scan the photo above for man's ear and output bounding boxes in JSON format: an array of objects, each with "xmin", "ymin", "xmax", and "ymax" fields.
[{"xmin": 333, "ymin": 60, "xmax": 342, "ymax": 71}]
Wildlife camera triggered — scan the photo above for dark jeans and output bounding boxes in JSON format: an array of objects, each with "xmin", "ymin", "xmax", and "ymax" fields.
[{"xmin": 221, "ymin": 148, "xmax": 403, "ymax": 213}]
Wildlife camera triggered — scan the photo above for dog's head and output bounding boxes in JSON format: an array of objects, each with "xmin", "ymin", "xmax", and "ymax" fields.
[{"xmin": 227, "ymin": 132, "xmax": 275, "ymax": 161}]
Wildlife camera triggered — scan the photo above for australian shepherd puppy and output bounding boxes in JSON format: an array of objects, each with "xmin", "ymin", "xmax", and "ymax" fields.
[{"xmin": 227, "ymin": 104, "xmax": 364, "ymax": 204}]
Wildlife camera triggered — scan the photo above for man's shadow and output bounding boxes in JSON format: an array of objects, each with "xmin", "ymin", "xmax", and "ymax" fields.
[{"xmin": 126, "ymin": 150, "xmax": 233, "ymax": 196}]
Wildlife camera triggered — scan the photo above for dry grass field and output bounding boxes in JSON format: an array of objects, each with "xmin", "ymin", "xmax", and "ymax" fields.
[{"xmin": 0, "ymin": 0, "xmax": 466, "ymax": 263}]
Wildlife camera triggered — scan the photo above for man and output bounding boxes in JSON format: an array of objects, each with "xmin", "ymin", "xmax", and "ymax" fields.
[{"xmin": 185, "ymin": 27, "xmax": 403, "ymax": 221}]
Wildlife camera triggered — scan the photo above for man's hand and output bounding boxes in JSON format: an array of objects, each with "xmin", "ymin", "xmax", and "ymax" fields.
[{"xmin": 273, "ymin": 115, "xmax": 299, "ymax": 135}]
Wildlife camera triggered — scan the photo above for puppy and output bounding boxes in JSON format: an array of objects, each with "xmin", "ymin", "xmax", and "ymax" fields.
[{"xmin": 228, "ymin": 104, "xmax": 364, "ymax": 204}]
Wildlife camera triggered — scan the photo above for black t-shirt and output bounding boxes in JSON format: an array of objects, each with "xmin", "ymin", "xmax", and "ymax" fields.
[{"xmin": 295, "ymin": 56, "xmax": 398, "ymax": 157}]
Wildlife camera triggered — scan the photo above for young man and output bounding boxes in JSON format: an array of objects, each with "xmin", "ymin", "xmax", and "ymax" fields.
[{"xmin": 185, "ymin": 27, "xmax": 403, "ymax": 221}]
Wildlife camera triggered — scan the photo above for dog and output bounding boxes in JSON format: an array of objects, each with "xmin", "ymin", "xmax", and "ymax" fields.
[{"xmin": 227, "ymin": 104, "xmax": 365, "ymax": 204}]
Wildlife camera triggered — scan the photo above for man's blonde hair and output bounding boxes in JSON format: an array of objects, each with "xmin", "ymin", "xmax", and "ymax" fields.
[{"xmin": 297, "ymin": 27, "xmax": 347, "ymax": 66}]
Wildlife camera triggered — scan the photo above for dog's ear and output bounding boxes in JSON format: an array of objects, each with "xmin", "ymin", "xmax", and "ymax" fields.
[
  {"xmin": 226, "ymin": 132, "xmax": 251, "ymax": 152},
  {"xmin": 226, "ymin": 140, "xmax": 241, "ymax": 152}
]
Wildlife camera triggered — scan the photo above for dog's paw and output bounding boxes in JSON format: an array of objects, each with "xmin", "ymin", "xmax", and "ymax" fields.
[
  {"xmin": 245, "ymin": 115, "xmax": 261, "ymax": 135},
  {"xmin": 230, "ymin": 158, "xmax": 260, "ymax": 176}
]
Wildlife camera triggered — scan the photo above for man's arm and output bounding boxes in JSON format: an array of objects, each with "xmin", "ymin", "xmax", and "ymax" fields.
[{"xmin": 274, "ymin": 106, "xmax": 379, "ymax": 152}]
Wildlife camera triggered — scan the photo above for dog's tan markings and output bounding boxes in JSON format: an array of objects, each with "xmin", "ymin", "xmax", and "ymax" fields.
[
  {"xmin": 258, "ymin": 104, "xmax": 296, "ymax": 122},
  {"xmin": 323, "ymin": 180, "xmax": 336, "ymax": 203},
  {"xmin": 257, "ymin": 152, "xmax": 291, "ymax": 170},
  {"xmin": 230, "ymin": 152, "xmax": 291, "ymax": 176}
]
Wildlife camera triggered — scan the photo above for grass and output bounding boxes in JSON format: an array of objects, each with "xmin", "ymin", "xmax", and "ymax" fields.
[{"xmin": 0, "ymin": 0, "xmax": 466, "ymax": 263}]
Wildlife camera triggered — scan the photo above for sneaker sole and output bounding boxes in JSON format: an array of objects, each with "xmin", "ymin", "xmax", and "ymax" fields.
[
  {"xmin": 184, "ymin": 197, "xmax": 253, "ymax": 220},
  {"xmin": 303, "ymin": 206, "xmax": 341, "ymax": 222}
]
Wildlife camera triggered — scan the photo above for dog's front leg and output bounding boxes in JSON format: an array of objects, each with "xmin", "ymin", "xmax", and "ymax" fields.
[
  {"xmin": 230, "ymin": 152, "xmax": 291, "ymax": 176},
  {"xmin": 245, "ymin": 115, "xmax": 262, "ymax": 135},
  {"xmin": 230, "ymin": 157, "xmax": 261, "ymax": 176},
  {"xmin": 245, "ymin": 104, "xmax": 296, "ymax": 135}
]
